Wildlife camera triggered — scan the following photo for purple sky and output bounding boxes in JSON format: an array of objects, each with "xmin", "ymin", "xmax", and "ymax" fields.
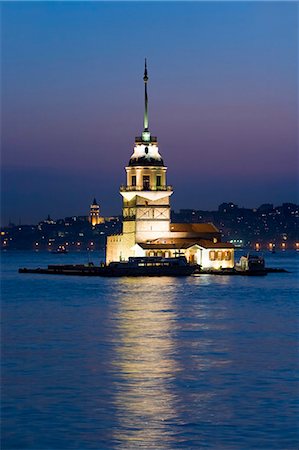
[{"xmin": 2, "ymin": 2, "xmax": 298, "ymax": 225}]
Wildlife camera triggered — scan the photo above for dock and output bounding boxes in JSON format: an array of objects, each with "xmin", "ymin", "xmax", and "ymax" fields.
[{"xmin": 18, "ymin": 263, "xmax": 289, "ymax": 277}]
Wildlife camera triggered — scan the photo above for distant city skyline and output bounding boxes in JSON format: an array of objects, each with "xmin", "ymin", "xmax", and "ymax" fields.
[{"xmin": 2, "ymin": 2, "xmax": 298, "ymax": 225}]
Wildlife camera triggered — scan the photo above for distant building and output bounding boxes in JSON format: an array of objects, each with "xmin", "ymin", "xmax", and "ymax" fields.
[
  {"xmin": 44, "ymin": 214, "xmax": 56, "ymax": 225},
  {"xmin": 258, "ymin": 204, "xmax": 274, "ymax": 213},
  {"xmin": 106, "ymin": 61, "xmax": 234, "ymax": 269},
  {"xmin": 89, "ymin": 198, "xmax": 104, "ymax": 226},
  {"xmin": 218, "ymin": 202, "xmax": 238, "ymax": 213}
]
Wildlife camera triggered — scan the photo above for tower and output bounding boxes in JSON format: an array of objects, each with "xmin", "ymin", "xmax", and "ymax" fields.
[
  {"xmin": 120, "ymin": 59, "xmax": 173, "ymax": 243},
  {"xmin": 89, "ymin": 198, "xmax": 103, "ymax": 226},
  {"xmin": 106, "ymin": 61, "xmax": 235, "ymax": 268}
]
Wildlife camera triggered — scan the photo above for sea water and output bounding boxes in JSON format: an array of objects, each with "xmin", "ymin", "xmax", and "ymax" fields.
[{"xmin": 1, "ymin": 251, "xmax": 299, "ymax": 449}]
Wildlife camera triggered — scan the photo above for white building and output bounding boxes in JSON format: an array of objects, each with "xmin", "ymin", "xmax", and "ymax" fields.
[{"xmin": 106, "ymin": 61, "xmax": 234, "ymax": 269}]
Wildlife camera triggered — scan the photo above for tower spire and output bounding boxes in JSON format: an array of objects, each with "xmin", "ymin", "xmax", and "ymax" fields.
[
  {"xmin": 142, "ymin": 58, "xmax": 150, "ymax": 142},
  {"xmin": 143, "ymin": 58, "xmax": 148, "ymax": 131}
]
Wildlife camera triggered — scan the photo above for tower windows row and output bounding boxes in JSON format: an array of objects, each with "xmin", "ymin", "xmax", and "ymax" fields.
[{"xmin": 131, "ymin": 175, "xmax": 162, "ymax": 189}]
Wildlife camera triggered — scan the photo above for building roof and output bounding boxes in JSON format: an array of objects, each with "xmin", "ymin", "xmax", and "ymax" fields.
[
  {"xmin": 198, "ymin": 239, "xmax": 234, "ymax": 249},
  {"xmin": 139, "ymin": 242, "xmax": 196, "ymax": 250},
  {"xmin": 170, "ymin": 223, "xmax": 220, "ymax": 233},
  {"xmin": 138, "ymin": 238, "xmax": 234, "ymax": 250}
]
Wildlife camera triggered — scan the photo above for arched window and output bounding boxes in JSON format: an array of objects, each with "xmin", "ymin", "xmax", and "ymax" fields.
[
  {"xmin": 143, "ymin": 176, "xmax": 150, "ymax": 189},
  {"xmin": 217, "ymin": 251, "xmax": 223, "ymax": 260},
  {"xmin": 224, "ymin": 251, "xmax": 231, "ymax": 261}
]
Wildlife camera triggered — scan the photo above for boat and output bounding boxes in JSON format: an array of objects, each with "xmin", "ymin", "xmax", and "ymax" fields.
[
  {"xmin": 51, "ymin": 245, "xmax": 68, "ymax": 254},
  {"xmin": 107, "ymin": 256, "xmax": 195, "ymax": 276},
  {"xmin": 19, "ymin": 256, "xmax": 195, "ymax": 277},
  {"xmin": 235, "ymin": 253, "xmax": 266, "ymax": 274}
]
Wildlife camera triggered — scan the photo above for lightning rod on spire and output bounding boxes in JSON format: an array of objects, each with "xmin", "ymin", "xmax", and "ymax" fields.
[{"xmin": 142, "ymin": 58, "xmax": 150, "ymax": 141}]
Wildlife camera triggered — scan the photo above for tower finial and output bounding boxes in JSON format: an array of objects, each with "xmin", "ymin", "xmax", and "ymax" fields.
[
  {"xmin": 144, "ymin": 58, "xmax": 148, "ymax": 82},
  {"xmin": 142, "ymin": 58, "xmax": 150, "ymax": 142}
]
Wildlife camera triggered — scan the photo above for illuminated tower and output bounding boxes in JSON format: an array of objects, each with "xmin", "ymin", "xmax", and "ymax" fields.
[
  {"xmin": 120, "ymin": 59, "xmax": 173, "ymax": 244},
  {"xmin": 106, "ymin": 61, "xmax": 234, "ymax": 267},
  {"xmin": 89, "ymin": 198, "xmax": 103, "ymax": 226}
]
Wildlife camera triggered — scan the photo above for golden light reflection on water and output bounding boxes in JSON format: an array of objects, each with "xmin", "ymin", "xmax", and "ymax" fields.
[
  {"xmin": 192, "ymin": 273, "xmax": 231, "ymax": 285},
  {"xmin": 111, "ymin": 278, "xmax": 179, "ymax": 449}
]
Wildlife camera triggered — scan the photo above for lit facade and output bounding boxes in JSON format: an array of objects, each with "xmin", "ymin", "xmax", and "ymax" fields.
[{"xmin": 106, "ymin": 61, "xmax": 234, "ymax": 268}]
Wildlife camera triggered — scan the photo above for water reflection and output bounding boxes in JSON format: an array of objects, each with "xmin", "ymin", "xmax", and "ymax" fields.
[
  {"xmin": 111, "ymin": 278, "xmax": 179, "ymax": 449},
  {"xmin": 192, "ymin": 273, "xmax": 231, "ymax": 285}
]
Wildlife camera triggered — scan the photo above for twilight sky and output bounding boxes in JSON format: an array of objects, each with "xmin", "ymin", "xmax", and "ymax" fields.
[{"xmin": 1, "ymin": 1, "xmax": 298, "ymax": 225}]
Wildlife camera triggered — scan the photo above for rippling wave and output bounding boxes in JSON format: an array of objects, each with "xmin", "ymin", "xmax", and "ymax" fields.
[{"xmin": 1, "ymin": 251, "xmax": 299, "ymax": 449}]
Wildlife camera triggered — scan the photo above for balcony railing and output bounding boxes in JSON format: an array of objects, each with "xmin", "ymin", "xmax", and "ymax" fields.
[
  {"xmin": 120, "ymin": 185, "xmax": 173, "ymax": 192},
  {"xmin": 135, "ymin": 136, "xmax": 158, "ymax": 143},
  {"xmin": 122, "ymin": 215, "xmax": 136, "ymax": 221}
]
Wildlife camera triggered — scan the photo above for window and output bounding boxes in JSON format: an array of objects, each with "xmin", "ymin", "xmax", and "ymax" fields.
[
  {"xmin": 143, "ymin": 176, "xmax": 150, "ymax": 190},
  {"xmin": 217, "ymin": 251, "xmax": 223, "ymax": 260},
  {"xmin": 131, "ymin": 175, "xmax": 136, "ymax": 186},
  {"xmin": 209, "ymin": 251, "xmax": 216, "ymax": 261},
  {"xmin": 156, "ymin": 175, "xmax": 161, "ymax": 187},
  {"xmin": 224, "ymin": 251, "xmax": 231, "ymax": 261}
]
